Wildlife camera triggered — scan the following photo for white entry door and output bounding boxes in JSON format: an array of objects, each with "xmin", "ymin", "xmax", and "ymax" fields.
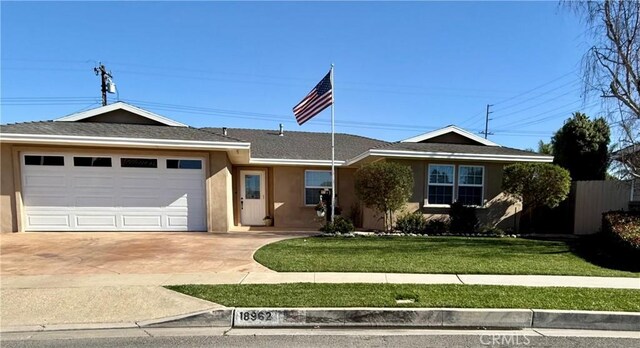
[{"xmin": 240, "ymin": 170, "xmax": 266, "ymax": 226}]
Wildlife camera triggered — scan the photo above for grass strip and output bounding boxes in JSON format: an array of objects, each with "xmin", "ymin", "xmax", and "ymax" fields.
[
  {"xmin": 253, "ymin": 236, "xmax": 639, "ymax": 277},
  {"xmin": 167, "ymin": 283, "xmax": 640, "ymax": 312}
]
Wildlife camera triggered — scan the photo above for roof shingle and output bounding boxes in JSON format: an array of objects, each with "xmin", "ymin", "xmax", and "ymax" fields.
[
  {"xmin": 201, "ymin": 128, "xmax": 388, "ymax": 161},
  {"xmin": 0, "ymin": 121, "xmax": 243, "ymax": 143}
]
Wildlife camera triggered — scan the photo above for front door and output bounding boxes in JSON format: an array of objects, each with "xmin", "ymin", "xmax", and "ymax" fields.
[{"xmin": 240, "ymin": 170, "xmax": 266, "ymax": 225}]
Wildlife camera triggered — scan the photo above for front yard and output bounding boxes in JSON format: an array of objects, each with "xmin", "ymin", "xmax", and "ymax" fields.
[
  {"xmin": 167, "ymin": 284, "xmax": 640, "ymax": 312},
  {"xmin": 253, "ymin": 236, "xmax": 640, "ymax": 277}
]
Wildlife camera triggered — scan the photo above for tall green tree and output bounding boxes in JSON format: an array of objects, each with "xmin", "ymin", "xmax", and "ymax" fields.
[
  {"xmin": 537, "ymin": 140, "xmax": 553, "ymax": 155},
  {"xmin": 354, "ymin": 162, "xmax": 413, "ymax": 232},
  {"xmin": 502, "ymin": 163, "xmax": 571, "ymax": 231},
  {"xmin": 551, "ymin": 112, "xmax": 610, "ymax": 180}
]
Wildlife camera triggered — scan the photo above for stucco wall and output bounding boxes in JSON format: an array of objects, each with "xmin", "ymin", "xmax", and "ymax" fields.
[
  {"xmin": 1, "ymin": 144, "xmax": 17, "ymax": 232},
  {"xmin": 360, "ymin": 159, "xmax": 520, "ymax": 231},
  {"xmin": 272, "ymin": 167, "xmax": 318, "ymax": 228},
  {"xmin": 208, "ymin": 151, "xmax": 234, "ymax": 232}
]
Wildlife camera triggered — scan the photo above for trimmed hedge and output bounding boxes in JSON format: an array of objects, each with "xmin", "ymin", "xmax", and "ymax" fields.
[{"xmin": 601, "ymin": 211, "xmax": 640, "ymax": 260}]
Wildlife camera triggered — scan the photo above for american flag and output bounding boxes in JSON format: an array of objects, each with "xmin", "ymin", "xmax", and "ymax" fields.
[{"xmin": 293, "ymin": 70, "xmax": 333, "ymax": 125}]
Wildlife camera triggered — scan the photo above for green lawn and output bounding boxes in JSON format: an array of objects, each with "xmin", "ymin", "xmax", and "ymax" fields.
[
  {"xmin": 253, "ymin": 236, "xmax": 640, "ymax": 277},
  {"xmin": 167, "ymin": 284, "xmax": 640, "ymax": 312}
]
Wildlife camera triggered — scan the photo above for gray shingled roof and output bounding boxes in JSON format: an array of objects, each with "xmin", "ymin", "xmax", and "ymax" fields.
[
  {"xmin": 376, "ymin": 142, "xmax": 545, "ymax": 157},
  {"xmin": 1, "ymin": 121, "xmax": 548, "ymax": 161},
  {"xmin": 0, "ymin": 121, "xmax": 244, "ymax": 143},
  {"xmin": 201, "ymin": 128, "xmax": 388, "ymax": 161}
]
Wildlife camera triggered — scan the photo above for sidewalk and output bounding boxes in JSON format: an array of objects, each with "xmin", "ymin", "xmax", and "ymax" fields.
[{"xmin": 2, "ymin": 272, "xmax": 639, "ymax": 289}]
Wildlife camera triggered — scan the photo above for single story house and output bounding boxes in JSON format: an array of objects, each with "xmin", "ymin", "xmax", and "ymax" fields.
[{"xmin": 0, "ymin": 102, "xmax": 553, "ymax": 232}]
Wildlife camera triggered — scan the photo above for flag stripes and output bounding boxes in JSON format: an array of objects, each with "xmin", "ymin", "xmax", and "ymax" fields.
[{"xmin": 293, "ymin": 71, "xmax": 333, "ymax": 125}]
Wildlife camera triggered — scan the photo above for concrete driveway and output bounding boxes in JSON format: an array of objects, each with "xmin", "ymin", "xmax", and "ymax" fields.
[{"xmin": 1, "ymin": 231, "xmax": 311, "ymax": 276}]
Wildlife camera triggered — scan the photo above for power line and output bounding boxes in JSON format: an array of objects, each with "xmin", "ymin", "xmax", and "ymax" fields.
[{"xmin": 493, "ymin": 69, "xmax": 579, "ymax": 105}]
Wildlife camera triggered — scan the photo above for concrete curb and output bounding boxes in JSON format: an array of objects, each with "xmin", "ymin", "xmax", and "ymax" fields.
[{"xmin": 2, "ymin": 308, "xmax": 638, "ymax": 333}]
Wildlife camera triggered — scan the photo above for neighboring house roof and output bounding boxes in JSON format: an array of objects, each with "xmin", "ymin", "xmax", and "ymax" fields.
[
  {"xmin": 400, "ymin": 125, "xmax": 500, "ymax": 147},
  {"xmin": 0, "ymin": 121, "xmax": 250, "ymax": 150},
  {"xmin": 55, "ymin": 102, "xmax": 188, "ymax": 127},
  {"xmin": 346, "ymin": 141, "xmax": 553, "ymax": 164},
  {"xmin": 202, "ymin": 127, "xmax": 388, "ymax": 165}
]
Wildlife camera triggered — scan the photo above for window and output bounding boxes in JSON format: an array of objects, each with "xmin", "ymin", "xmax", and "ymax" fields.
[
  {"xmin": 427, "ymin": 164, "xmax": 454, "ymax": 205},
  {"xmin": 458, "ymin": 166, "xmax": 484, "ymax": 206},
  {"xmin": 244, "ymin": 174, "xmax": 261, "ymax": 199},
  {"xmin": 74, "ymin": 157, "xmax": 112, "ymax": 167},
  {"xmin": 120, "ymin": 158, "xmax": 157, "ymax": 168},
  {"xmin": 24, "ymin": 155, "xmax": 64, "ymax": 166},
  {"xmin": 304, "ymin": 170, "xmax": 332, "ymax": 205},
  {"xmin": 167, "ymin": 159, "xmax": 202, "ymax": 169}
]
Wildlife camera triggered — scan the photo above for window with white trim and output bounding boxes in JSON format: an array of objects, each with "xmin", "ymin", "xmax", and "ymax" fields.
[
  {"xmin": 457, "ymin": 165, "xmax": 484, "ymax": 206},
  {"xmin": 427, "ymin": 164, "xmax": 454, "ymax": 205},
  {"xmin": 304, "ymin": 170, "xmax": 332, "ymax": 205}
]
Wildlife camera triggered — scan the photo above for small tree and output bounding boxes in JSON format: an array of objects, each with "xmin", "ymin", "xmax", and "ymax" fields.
[
  {"xmin": 502, "ymin": 163, "xmax": 571, "ymax": 231},
  {"xmin": 551, "ymin": 112, "xmax": 610, "ymax": 180},
  {"xmin": 354, "ymin": 162, "xmax": 413, "ymax": 232}
]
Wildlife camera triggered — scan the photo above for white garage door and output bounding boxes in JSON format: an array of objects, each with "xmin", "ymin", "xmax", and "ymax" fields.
[{"xmin": 21, "ymin": 153, "xmax": 206, "ymax": 231}]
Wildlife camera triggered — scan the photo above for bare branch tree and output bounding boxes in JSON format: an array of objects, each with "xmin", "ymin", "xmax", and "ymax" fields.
[{"xmin": 571, "ymin": 1, "xmax": 640, "ymax": 178}]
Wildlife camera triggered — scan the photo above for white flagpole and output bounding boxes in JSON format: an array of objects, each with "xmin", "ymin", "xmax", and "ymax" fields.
[{"xmin": 330, "ymin": 63, "xmax": 336, "ymax": 223}]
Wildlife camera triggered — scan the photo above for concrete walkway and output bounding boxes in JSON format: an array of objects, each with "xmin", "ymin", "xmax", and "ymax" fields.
[{"xmin": 3, "ymin": 272, "xmax": 639, "ymax": 289}]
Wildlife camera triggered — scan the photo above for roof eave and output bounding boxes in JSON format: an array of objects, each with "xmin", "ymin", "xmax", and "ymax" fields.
[
  {"xmin": 400, "ymin": 125, "xmax": 501, "ymax": 147},
  {"xmin": 346, "ymin": 149, "xmax": 553, "ymax": 165},
  {"xmin": 0, "ymin": 133, "xmax": 250, "ymax": 151},
  {"xmin": 249, "ymin": 158, "xmax": 347, "ymax": 166}
]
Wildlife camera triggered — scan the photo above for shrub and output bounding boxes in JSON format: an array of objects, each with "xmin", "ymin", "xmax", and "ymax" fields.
[
  {"xmin": 395, "ymin": 212, "xmax": 427, "ymax": 234},
  {"xmin": 354, "ymin": 162, "xmax": 414, "ymax": 232},
  {"xmin": 601, "ymin": 211, "xmax": 640, "ymax": 261},
  {"xmin": 478, "ymin": 225, "xmax": 505, "ymax": 236},
  {"xmin": 320, "ymin": 216, "xmax": 355, "ymax": 234},
  {"xmin": 449, "ymin": 201, "xmax": 478, "ymax": 233},
  {"xmin": 425, "ymin": 218, "xmax": 449, "ymax": 234}
]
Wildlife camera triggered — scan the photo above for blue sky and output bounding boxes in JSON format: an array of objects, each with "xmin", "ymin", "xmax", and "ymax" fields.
[{"xmin": 2, "ymin": 1, "xmax": 601, "ymax": 150}]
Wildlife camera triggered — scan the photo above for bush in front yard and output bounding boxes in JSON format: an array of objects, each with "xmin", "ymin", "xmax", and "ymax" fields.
[
  {"xmin": 424, "ymin": 218, "xmax": 449, "ymax": 234},
  {"xmin": 395, "ymin": 212, "xmax": 428, "ymax": 234},
  {"xmin": 449, "ymin": 201, "xmax": 479, "ymax": 233},
  {"xmin": 601, "ymin": 211, "xmax": 640, "ymax": 261},
  {"xmin": 320, "ymin": 216, "xmax": 355, "ymax": 234}
]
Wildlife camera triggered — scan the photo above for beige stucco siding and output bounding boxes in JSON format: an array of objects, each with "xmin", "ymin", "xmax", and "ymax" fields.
[
  {"xmin": 0, "ymin": 144, "xmax": 233, "ymax": 232},
  {"xmin": 207, "ymin": 151, "xmax": 234, "ymax": 232},
  {"xmin": 1, "ymin": 144, "xmax": 17, "ymax": 232},
  {"xmin": 272, "ymin": 166, "xmax": 315, "ymax": 228},
  {"xmin": 360, "ymin": 159, "xmax": 520, "ymax": 230}
]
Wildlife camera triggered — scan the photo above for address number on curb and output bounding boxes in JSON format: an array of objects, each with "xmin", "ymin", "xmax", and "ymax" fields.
[{"xmin": 237, "ymin": 311, "xmax": 273, "ymax": 321}]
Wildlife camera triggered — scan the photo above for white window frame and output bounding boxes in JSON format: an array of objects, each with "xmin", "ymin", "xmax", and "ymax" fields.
[
  {"xmin": 457, "ymin": 165, "xmax": 485, "ymax": 207},
  {"xmin": 304, "ymin": 170, "xmax": 333, "ymax": 206},
  {"xmin": 426, "ymin": 164, "xmax": 455, "ymax": 207}
]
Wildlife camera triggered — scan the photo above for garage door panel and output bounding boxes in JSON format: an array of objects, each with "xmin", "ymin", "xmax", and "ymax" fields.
[
  {"xmin": 75, "ymin": 215, "xmax": 117, "ymax": 228},
  {"xmin": 122, "ymin": 215, "xmax": 162, "ymax": 228},
  {"xmin": 73, "ymin": 176, "xmax": 115, "ymax": 188},
  {"xmin": 24, "ymin": 175, "xmax": 66, "ymax": 188},
  {"xmin": 27, "ymin": 214, "xmax": 70, "ymax": 228},
  {"xmin": 75, "ymin": 196, "xmax": 116, "ymax": 207},
  {"xmin": 22, "ymin": 154, "xmax": 206, "ymax": 232},
  {"xmin": 120, "ymin": 177, "xmax": 161, "ymax": 189},
  {"xmin": 23, "ymin": 195, "xmax": 68, "ymax": 207}
]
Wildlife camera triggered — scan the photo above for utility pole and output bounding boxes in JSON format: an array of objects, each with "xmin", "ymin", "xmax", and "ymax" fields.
[
  {"xmin": 94, "ymin": 63, "xmax": 113, "ymax": 106},
  {"xmin": 482, "ymin": 104, "xmax": 494, "ymax": 139}
]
